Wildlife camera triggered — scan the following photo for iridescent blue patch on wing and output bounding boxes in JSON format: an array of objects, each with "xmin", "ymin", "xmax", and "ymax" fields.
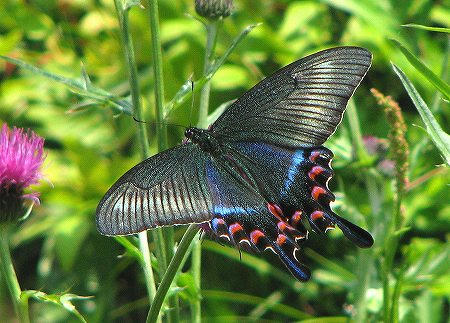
[
  {"xmin": 213, "ymin": 205, "xmax": 257, "ymax": 217},
  {"xmin": 281, "ymin": 150, "xmax": 305, "ymax": 195}
]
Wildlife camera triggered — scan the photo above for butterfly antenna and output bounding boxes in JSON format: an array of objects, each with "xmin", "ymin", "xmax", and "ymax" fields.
[
  {"xmin": 132, "ymin": 116, "xmax": 187, "ymax": 130},
  {"xmin": 133, "ymin": 116, "xmax": 145, "ymax": 123}
]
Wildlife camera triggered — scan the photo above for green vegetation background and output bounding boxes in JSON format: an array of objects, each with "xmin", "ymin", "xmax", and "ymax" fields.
[{"xmin": 0, "ymin": 0, "xmax": 448, "ymax": 322}]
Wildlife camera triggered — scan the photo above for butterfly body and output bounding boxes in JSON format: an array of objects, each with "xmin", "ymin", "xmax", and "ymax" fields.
[{"xmin": 97, "ymin": 47, "xmax": 374, "ymax": 281}]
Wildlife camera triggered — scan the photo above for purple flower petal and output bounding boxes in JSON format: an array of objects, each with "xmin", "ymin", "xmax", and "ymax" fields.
[{"xmin": 0, "ymin": 124, "xmax": 46, "ymax": 219}]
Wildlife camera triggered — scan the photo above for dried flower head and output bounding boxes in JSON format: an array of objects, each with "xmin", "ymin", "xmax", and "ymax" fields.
[
  {"xmin": 195, "ymin": 0, "xmax": 233, "ymax": 20},
  {"xmin": 0, "ymin": 124, "xmax": 46, "ymax": 222},
  {"xmin": 371, "ymin": 88, "xmax": 409, "ymax": 195}
]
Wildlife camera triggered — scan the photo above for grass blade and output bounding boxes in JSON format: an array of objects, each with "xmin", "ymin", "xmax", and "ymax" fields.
[
  {"xmin": 391, "ymin": 39, "xmax": 450, "ymax": 101},
  {"xmin": 202, "ymin": 290, "xmax": 310, "ymax": 320},
  {"xmin": 402, "ymin": 24, "xmax": 450, "ymax": 33},
  {"xmin": 392, "ymin": 63, "xmax": 450, "ymax": 165}
]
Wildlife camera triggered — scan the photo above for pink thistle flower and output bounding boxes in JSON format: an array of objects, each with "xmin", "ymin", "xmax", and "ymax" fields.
[{"xmin": 0, "ymin": 124, "xmax": 46, "ymax": 222}]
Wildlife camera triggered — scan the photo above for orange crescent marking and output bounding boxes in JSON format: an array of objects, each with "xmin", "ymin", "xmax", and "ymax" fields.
[
  {"xmin": 311, "ymin": 210, "xmax": 324, "ymax": 221},
  {"xmin": 250, "ymin": 230, "xmax": 265, "ymax": 245},
  {"xmin": 291, "ymin": 210, "xmax": 302, "ymax": 225},
  {"xmin": 309, "ymin": 151, "xmax": 321, "ymax": 162},
  {"xmin": 277, "ymin": 234, "xmax": 287, "ymax": 246},
  {"xmin": 312, "ymin": 186, "xmax": 327, "ymax": 200},
  {"xmin": 308, "ymin": 166, "xmax": 324, "ymax": 180},
  {"xmin": 229, "ymin": 222, "xmax": 243, "ymax": 235}
]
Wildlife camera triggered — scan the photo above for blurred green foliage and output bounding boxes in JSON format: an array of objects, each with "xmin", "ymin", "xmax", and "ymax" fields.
[{"xmin": 0, "ymin": 0, "xmax": 448, "ymax": 322}]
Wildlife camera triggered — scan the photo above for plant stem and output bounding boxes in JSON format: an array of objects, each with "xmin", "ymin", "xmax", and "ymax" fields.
[
  {"xmin": 113, "ymin": 0, "xmax": 158, "ymax": 316},
  {"xmin": 347, "ymin": 99, "xmax": 371, "ymax": 164},
  {"xmin": 147, "ymin": 0, "xmax": 177, "ymax": 321},
  {"xmin": 198, "ymin": 20, "xmax": 219, "ymax": 128},
  {"xmin": 346, "ymin": 100, "xmax": 378, "ymax": 322},
  {"xmin": 190, "ymin": 239, "xmax": 202, "ymax": 323},
  {"xmin": 139, "ymin": 233, "xmax": 157, "ymax": 302},
  {"xmin": 0, "ymin": 225, "xmax": 30, "ymax": 323},
  {"xmin": 147, "ymin": 225, "xmax": 200, "ymax": 323},
  {"xmin": 188, "ymin": 19, "xmax": 219, "ymax": 323}
]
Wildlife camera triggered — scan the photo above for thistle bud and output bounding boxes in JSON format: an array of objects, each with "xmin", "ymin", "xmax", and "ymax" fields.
[{"xmin": 195, "ymin": 0, "xmax": 233, "ymax": 20}]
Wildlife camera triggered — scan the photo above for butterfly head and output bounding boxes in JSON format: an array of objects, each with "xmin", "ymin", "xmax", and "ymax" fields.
[{"xmin": 185, "ymin": 127, "xmax": 222, "ymax": 154}]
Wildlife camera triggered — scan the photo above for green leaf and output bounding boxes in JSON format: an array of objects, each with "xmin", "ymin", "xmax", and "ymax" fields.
[
  {"xmin": 304, "ymin": 248, "xmax": 355, "ymax": 282},
  {"xmin": 176, "ymin": 272, "xmax": 200, "ymax": 302},
  {"xmin": 402, "ymin": 24, "xmax": 450, "ymax": 33},
  {"xmin": 53, "ymin": 213, "xmax": 91, "ymax": 270},
  {"xmin": 392, "ymin": 63, "xmax": 450, "ymax": 166},
  {"xmin": 22, "ymin": 290, "xmax": 92, "ymax": 323},
  {"xmin": 391, "ymin": 39, "xmax": 450, "ymax": 101},
  {"xmin": 320, "ymin": 0, "xmax": 398, "ymax": 37},
  {"xmin": 0, "ymin": 30, "xmax": 22, "ymax": 55},
  {"xmin": 0, "ymin": 55, "xmax": 133, "ymax": 115}
]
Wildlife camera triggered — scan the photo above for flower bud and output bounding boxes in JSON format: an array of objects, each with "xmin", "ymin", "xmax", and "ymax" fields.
[{"xmin": 195, "ymin": 0, "xmax": 233, "ymax": 20}]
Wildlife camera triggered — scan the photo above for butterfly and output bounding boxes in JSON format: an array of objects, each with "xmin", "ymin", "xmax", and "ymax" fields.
[{"xmin": 96, "ymin": 46, "xmax": 374, "ymax": 281}]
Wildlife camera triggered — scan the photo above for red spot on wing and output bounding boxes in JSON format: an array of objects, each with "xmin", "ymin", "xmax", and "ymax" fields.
[
  {"xmin": 250, "ymin": 230, "xmax": 265, "ymax": 245},
  {"xmin": 311, "ymin": 210, "xmax": 324, "ymax": 221},
  {"xmin": 276, "ymin": 234, "xmax": 287, "ymax": 246},
  {"xmin": 308, "ymin": 166, "xmax": 324, "ymax": 180},
  {"xmin": 267, "ymin": 203, "xmax": 284, "ymax": 221},
  {"xmin": 309, "ymin": 151, "xmax": 321, "ymax": 162},
  {"xmin": 291, "ymin": 210, "xmax": 302, "ymax": 226},
  {"xmin": 229, "ymin": 222, "xmax": 243, "ymax": 235},
  {"xmin": 277, "ymin": 221, "xmax": 287, "ymax": 231},
  {"xmin": 312, "ymin": 186, "xmax": 327, "ymax": 200},
  {"xmin": 213, "ymin": 217, "xmax": 225, "ymax": 225}
]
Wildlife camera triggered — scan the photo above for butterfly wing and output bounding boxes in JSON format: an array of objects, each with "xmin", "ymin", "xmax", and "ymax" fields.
[
  {"xmin": 224, "ymin": 141, "xmax": 374, "ymax": 248},
  {"xmin": 205, "ymin": 157, "xmax": 311, "ymax": 281},
  {"xmin": 96, "ymin": 144, "xmax": 213, "ymax": 236},
  {"xmin": 212, "ymin": 47, "xmax": 372, "ymax": 148}
]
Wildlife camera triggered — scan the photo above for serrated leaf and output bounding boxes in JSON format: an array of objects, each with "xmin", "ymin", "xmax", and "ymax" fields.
[
  {"xmin": 0, "ymin": 55, "xmax": 133, "ymax": 115},
  {"xmin": 22, "ymin": 290, "xmax": 92, "ymax": 323}
]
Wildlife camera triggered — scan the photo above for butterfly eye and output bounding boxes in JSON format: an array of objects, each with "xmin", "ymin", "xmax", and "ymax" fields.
[{"xmin": 184, "ymin": 128, "xmax": 193, "ymax": 138}]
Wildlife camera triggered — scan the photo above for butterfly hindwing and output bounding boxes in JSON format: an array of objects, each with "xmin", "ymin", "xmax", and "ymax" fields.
[
  {"xmin": 212, "ymin": 47, "xmax": 372, "ymax": 148},
  {"xmin": 205, "ymin": 158, "xmax": 311, "ymax": 281},
  {"xmin": 96, "ymin": 144, "xmax": 213, "ymax": 235},
  {"xmin": 225, "ymin": 141, "xmax": 373, "ymax": 248}
]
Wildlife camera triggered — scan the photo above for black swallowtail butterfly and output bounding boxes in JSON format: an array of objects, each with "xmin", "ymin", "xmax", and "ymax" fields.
[{"xmin": 96, "ymin": 47, "xmax": 374, "ymax": 281}]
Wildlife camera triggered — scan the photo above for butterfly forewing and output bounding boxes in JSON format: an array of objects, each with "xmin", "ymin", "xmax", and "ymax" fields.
[
  {"xmin": 96, "ymin": 144, "xmax": 213, "ymax": 235},
  {"xmin": 212, "ymin": 47, "xmax": 372, "ymax": 148}
]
